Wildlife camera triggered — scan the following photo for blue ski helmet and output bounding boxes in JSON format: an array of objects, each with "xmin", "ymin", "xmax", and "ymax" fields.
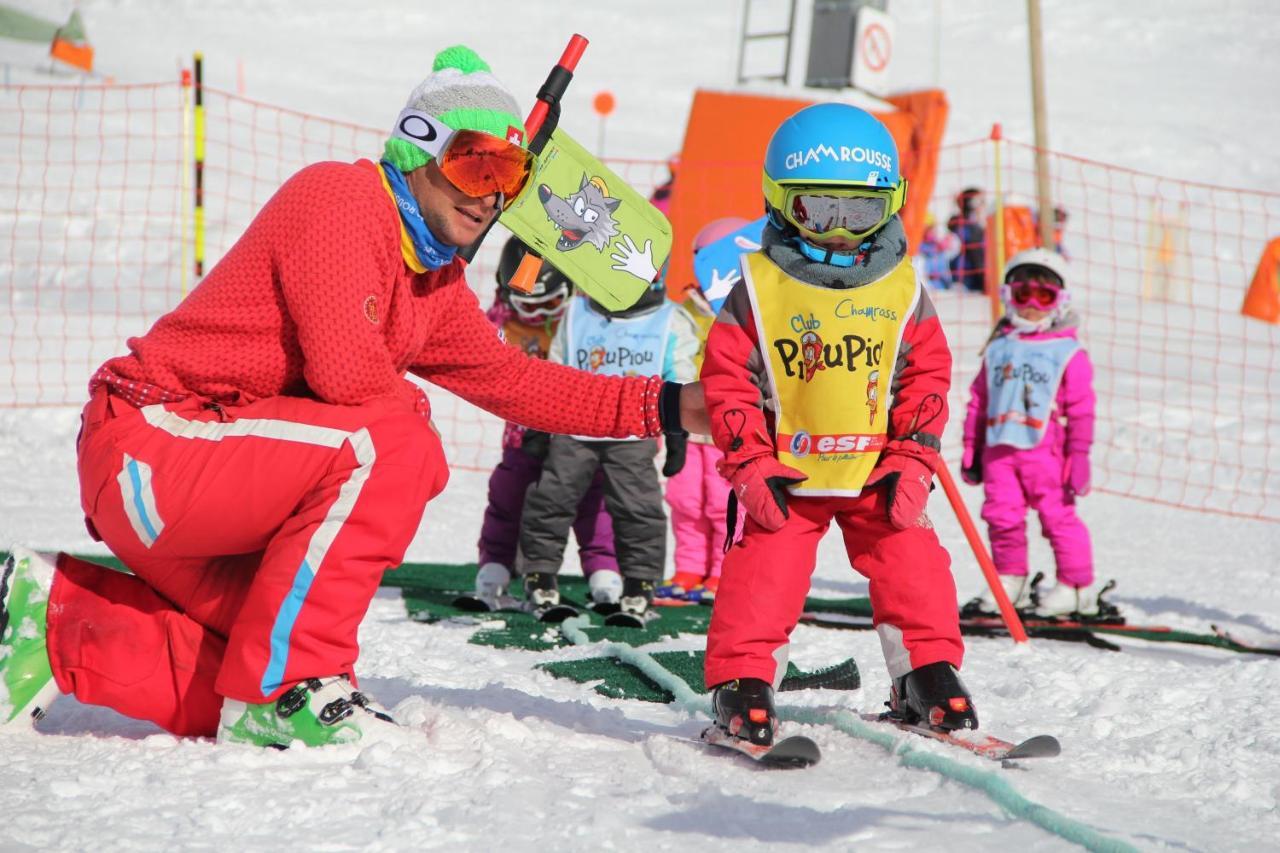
[
  {"xmin": 761, "ymin": 103, "xmax": 907, "ymax": 262},
  {"xmin": 763, "ymin": 102, "xmax": 901, "ymax": 189}
]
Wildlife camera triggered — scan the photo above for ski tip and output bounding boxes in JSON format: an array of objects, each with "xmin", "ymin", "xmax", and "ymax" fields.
[
  {"xmin": 1004, "ymin": 734, "xmax": 1061, "ymax": 760},
  {"xmin": 700, "ymin": 727, "xmax": 821, "ymax": 768},
  {"xmin": 451, "ymin": 594, "xmax": 494, "ymax": 613},
  {"xmin": 760, "ymin": 735, "xmax": 822, "ymax": 768},
  {"xmin": 536, "ymin": 604, "xmax": 581, "ymax": 624}
]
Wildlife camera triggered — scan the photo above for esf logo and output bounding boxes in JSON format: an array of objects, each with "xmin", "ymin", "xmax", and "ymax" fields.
[
  {"xmin": 790, "ymin": 431, "xmax": 812, "ymax": 458},
  {"xmin": 791, "ymin": 432, "xmax": 884, "ymax": 458},
  {"xmin": 774, "ymin": 333, "xmax": 883, "ymax": 379},
  {"xmin": 784, "ymin": 144, "xmax": 894, "ymax": 173},
  {"xmin": 815, "ymin": 434, "xmax": 883, "ymax": 454}
]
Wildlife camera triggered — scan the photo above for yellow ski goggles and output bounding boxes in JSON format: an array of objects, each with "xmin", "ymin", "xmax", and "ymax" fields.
[{"xmin": 763, "ymin": 177, "xmax": 907, "ymax": 242}]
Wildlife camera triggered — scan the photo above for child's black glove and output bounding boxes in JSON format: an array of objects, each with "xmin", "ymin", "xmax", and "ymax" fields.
[
  {"xmin": 662, "ymin": 433, "xmax": 688, "ymax": 477},
  {"xmin": 521, "ymin": 429, "xmax": 550, "ymax": 461}
]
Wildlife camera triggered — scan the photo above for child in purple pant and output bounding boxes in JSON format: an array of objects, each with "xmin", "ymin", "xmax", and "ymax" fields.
[
  {"xmin": 959, "ymin": 249, "xmax": 1101, "ymax": 619},
  {"xmin": 472, "ymin": 238, "xmax": 622, "ymax": 605}
]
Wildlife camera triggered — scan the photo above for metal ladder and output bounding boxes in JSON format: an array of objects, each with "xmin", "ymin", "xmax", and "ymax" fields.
[{"xmin": 736, "ymin": 0, "xmax": 798, "ymax": 85}]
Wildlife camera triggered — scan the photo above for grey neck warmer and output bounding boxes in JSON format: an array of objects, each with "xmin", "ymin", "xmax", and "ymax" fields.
[{"xmin": 762, "ymin": 216, "xmax": 909, "ymax": 289}]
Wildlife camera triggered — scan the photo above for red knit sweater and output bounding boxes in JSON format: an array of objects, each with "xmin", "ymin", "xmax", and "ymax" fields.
[{"xmin": 92, "ymin": 160, "xmax": 661, "ymax": 438}]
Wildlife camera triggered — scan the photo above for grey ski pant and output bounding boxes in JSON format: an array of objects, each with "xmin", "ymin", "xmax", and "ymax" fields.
[{"xmin": 517, "ymin": 435, "xmax": 665, "ymax": 582}]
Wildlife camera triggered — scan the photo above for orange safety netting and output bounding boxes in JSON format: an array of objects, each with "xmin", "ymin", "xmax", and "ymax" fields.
[{"xmin": 2, "ymin": 82, "xmax": 1277, "ymax": 521}]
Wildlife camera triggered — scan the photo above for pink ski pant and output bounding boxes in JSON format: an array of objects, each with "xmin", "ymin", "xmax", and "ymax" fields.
[
  {"xmin": 663, "ymin": 442, "xmax": 731, "ymax": 582},
  {"xmin": 980, "ymin": 443, "xmax": 1093, "ymax": 585}
]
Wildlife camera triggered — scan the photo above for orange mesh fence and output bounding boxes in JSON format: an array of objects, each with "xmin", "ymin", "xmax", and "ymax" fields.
[
  {"xmin": 2, "ymin": 82, "xmax": 184, "ymax": 406},
  {"xmin": 0, "ymin": 82, "xmax": 669, "ymax": 475},
  {"xmin": 2, "ymin": 83, "xmax": 1277, "ymax": 519},
  {"xmin": 927, "ymin": 137, "xmax": 1280, "ymax": 521}
]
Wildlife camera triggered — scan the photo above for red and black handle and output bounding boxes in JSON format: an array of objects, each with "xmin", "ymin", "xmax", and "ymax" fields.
[{"xmin": 460, "ymin": 34, "xmax": 588, "ymax": 271}]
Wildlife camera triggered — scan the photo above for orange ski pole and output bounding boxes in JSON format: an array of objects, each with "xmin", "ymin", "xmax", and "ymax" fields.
[{"xmin": 936, "ymin": 463, "xmax": 1028, "ymax": 643}]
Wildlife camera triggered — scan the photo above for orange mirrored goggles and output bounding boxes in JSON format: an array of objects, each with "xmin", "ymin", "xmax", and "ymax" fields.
[
  {"xmin": 437, "ymin": 130, "xmax": 535, "ymax": 208},
  {"xmin": 391, "ymin": 108, "xmax": 534, "ymax": 209}
]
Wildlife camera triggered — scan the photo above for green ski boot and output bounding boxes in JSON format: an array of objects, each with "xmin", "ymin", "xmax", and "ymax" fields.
[
  {"xmin": 1, "ymin": 547, "xmax": 60, "ymax": 727},
  {"xmin": 217, "ymin": 675, "xmax": 399, "ymax": 748}
]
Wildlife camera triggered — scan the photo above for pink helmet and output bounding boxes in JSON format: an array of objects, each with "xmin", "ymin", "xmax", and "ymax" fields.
[{"xmin": 693, "ymin": 217, "xmax": 752, "ymax": 253}]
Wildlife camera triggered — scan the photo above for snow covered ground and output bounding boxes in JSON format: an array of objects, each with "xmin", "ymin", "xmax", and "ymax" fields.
[{"xmin": 4, "ymin": 1, "xmax": 1280, "ymax": 851}]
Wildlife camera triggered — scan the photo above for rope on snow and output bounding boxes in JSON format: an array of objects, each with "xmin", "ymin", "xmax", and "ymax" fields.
[{"xmin": 558, "ymin": 616, "xmax": 1136, "ymax": 853}]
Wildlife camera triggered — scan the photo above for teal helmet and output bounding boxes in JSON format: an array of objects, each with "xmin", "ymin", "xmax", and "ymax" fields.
[{"xmin": 762, "ymin": 103, "xmax": 907, "ymax": 262}]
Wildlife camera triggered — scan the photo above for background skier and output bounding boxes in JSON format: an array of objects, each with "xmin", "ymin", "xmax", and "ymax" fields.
[{"xmin": 960, "ymin": 248, "xmax": 1101, "ymax": 619}]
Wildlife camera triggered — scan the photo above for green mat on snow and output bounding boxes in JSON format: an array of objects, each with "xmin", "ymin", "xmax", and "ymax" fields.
[
  {"xmin": 538, "ymin": 649, "xmax": 861, "ymax": 703},
  {"xmin": 379, "ymin": 561, "xmax": 721, "ymax": 651},
  {"xmin": 27, "ymin": 555, "xmax": 1275, "ymax": 656},
  {"xmin": 378, "ymin": 561, "xmax": 878, "ymax": 652}
]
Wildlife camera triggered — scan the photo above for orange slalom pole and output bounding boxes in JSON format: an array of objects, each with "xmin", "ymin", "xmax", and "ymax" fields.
[
  {"xmin": 936, "ymin": 463, "xmax": 1028, "ymax": 643},
  {"xmin": 988, "ymin": 122, "xmax": 1006, "ymax": 323}
]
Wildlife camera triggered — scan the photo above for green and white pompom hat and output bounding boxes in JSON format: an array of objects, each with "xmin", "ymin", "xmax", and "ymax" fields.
[{"xmin": 383, "ymin": 44, "xmax": 528, "ymax": 171}]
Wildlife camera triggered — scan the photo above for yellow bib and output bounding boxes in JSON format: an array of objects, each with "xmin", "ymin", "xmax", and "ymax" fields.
[{"xmin": 744, "ymin": 252, "xmax": 918, "ymax": 496}]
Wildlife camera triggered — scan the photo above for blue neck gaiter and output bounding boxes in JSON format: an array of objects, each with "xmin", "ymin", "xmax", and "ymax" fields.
[{"xmin": 379, "ymin": 160, "xmax": 458, "ymax": 271}]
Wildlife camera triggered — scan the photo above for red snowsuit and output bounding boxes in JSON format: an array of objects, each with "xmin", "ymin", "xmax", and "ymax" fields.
[
  {"xmin": 701, "ymin": 224, "xmax": 963, "ymax": 689},
  {"xmin": 59, "ymin": 160, "xmax": 664, "ymax": 736}
]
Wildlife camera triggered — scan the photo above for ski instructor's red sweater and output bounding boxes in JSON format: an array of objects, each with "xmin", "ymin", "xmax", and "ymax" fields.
[{"xmin": 92, "ymin": 160, "xmax": 664, "ymax": 437}]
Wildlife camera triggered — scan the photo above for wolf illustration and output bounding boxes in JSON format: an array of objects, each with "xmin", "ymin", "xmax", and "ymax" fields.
[{"xmin": 538, "ymin": 174, "xmax": 621, "ymax": 252}]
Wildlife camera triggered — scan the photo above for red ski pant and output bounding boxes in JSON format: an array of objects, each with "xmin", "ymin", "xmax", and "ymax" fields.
[
  {"xmin": 704, "ymin": 489, "xmax": 964, "ymax": 690},
  {"xmin": 53, "ymin": 389, "xmax": 447, "ymax": 736}
]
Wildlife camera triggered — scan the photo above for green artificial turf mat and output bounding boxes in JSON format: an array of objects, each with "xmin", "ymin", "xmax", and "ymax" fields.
[{"xmin": 540, "ymin": 650, "xmax": 862, "ymax": 703}]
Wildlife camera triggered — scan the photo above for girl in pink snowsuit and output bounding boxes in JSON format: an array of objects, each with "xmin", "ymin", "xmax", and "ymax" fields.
[
  {"xmin": 961, "ymin": 249, "xmax": 1099, "ymax": 618},
  {"xmin": 661, "ymin": 287, "xmax": 732, "ymax": 600},
  {"xmin": 658, "ymin": 217, "xmax": 750, "ymax": 602}
]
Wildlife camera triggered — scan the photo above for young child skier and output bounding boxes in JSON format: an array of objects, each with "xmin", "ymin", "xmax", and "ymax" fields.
[
  {"xmin": 915, "ymin": 211, "xmax": 960, "ymax": 291},
  {"xmin": 515, "ymin": 278, "xmax": 700, "ymax": 623},
  {"xmin": 470, "ymin": 237, "xmax": 623, "ymax": 609},
  {"xmin": 959, "ymin": 248, "xmax": 1102, "ymax": 619},
  {"xmin": 657, "ymin": 217, "xmax": 752, "ymax": 604},
  {"xmin": 700, "ymin": 103, "xmax": 973, "ymax": 748},
  {"xmin": 947, "ymin": 187, "xmax": 987, "ymax": 293}
]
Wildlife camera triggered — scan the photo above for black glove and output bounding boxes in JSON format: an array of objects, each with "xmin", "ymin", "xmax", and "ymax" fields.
[
  {"xmin": 521, "ymin": 429, "xmax": 550, "ymax": 461},
  {"xmin": 662, "ymin": 432, "xmax": 688, "ymax": 477}
]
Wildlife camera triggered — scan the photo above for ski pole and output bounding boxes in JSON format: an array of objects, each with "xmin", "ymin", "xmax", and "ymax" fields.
[
  {"xmin": 459, "ymin": 33, "xmax": 589, "ymax": 284},
  {"xmin": 936, "ymin": 463, "xmax": 1029, "ymax": 643}
]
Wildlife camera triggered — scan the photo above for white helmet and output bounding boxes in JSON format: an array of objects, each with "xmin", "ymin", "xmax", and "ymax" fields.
[
  {"xmin": 1003, "ymin": 247, "xmax": 1069, "ymax": 285},
  {"xmin": 1001, "ymin": 248, "xmax": 1071, "ymax": 333}
]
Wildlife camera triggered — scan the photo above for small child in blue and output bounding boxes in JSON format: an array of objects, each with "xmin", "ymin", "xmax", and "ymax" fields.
[{"xmin": 515, "ymin": 279, "xmax": 699, "ymax": 622}]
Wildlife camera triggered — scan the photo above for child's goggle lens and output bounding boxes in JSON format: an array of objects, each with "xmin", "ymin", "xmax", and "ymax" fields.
[
  {"xmin": 1009, "ymin": 278, "xmax": 1064, "ymax": 308},
  {"xmin": 786, "ymin": 192, "xmax": 889, "ymax": 238}
]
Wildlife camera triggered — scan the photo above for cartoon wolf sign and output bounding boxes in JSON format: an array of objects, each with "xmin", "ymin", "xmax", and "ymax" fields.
[{"xmin": 500, "ymin": 128, "xmax": 671, "ymax": 312}]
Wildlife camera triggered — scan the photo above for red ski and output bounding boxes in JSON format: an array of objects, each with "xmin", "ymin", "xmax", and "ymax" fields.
[{"xmin": 863, "ymin": 713, "xmax": 1061, "ymax": 762}]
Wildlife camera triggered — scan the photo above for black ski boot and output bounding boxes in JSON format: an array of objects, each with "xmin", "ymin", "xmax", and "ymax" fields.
[
  {"xmin": 889, "ymin": 661, "xmax": 979, "ymax": 731},
  {"xmin": 603, "ymin": 577, "xmax": 658, "ymax": 627},
  {"xmin": 711, "ymin": 678, "xmax": 778, "ymax": 747},
  {"xmin": 521, "ymin": 572, "xmax": 579, "ymax": 622},
  {"xmin": 523, "ymin": 572, "xmax": 560, "ymax": 608}
]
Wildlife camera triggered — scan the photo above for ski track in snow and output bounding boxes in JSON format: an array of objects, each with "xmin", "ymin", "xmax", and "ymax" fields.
[{"xmin": 4, "ymin": 0, "xmax": 1280, "ymax": 850}]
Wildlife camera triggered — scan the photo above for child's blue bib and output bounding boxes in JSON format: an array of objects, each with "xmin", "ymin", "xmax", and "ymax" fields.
[{"xmin": 984, "ymin": 335, "xmax": 1080, "ymax": 449}]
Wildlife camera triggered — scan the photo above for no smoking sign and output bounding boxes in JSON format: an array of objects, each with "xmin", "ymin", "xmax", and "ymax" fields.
[{"xmin": 852, "ymin": 7, "xmax": 896, "ymax": 96}]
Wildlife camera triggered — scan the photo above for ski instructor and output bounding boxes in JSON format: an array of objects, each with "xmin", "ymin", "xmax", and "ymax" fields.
[{"xmin": 3, "ymin": 46, "xmax": 705, "ymax": 746}]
